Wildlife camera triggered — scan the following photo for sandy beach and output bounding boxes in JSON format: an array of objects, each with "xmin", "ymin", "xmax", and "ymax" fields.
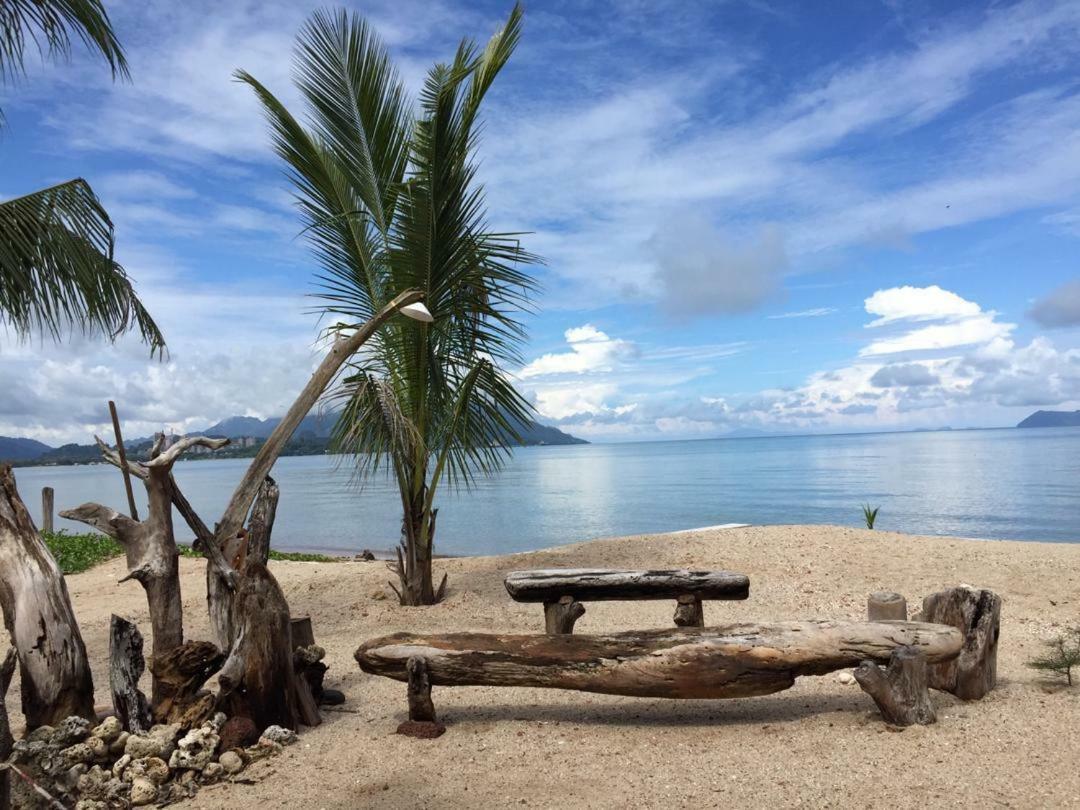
[{"xmin": 9, "ymin": 524, "xmax": 1080, "ymax": 808}]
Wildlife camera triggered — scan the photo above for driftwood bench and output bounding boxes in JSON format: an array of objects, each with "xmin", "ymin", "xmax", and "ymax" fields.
[
  {"xmin": 356, "ymin": 620, "xmax": 964, "ymax": 735},
  {"xmin": 504, "ymin": 569, "xmax": 750, "ymax": 633}
]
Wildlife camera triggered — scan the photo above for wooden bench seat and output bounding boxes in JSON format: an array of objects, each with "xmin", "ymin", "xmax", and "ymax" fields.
[{"xmin": 504, "ymin": 568, "xmax": 750, "ymax": 633}]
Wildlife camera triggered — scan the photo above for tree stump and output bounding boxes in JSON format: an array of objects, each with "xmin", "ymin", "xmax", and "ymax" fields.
[
  {"xmin": 920, "ymin": 586, "xmax": 1001, "ymax": 700},
  {"xmin": 673, "ymin": 594, "xmax": 704, "ymax": 627},
  {"xmin": 291, "ymin": 616, "xmax": 316, "ymax": 649},
  {"xmin": 868, "ymin": 591, "xmax": 907, "ymax": 621},
  {"xmin": 397, "ymin": 656, "xmax": 445, "ymax": 739},
  {"xmin": 217, "ymin": 561, "xmax": 300, "ymax": 732},
  {"xmin": 854, "ymin": 646, "xmax": 936, "ymax": 726},
  {"xmin": 0, "ymin": 466, "xmax": 95, "ymax": 729},
  {"xmin": 149, "ymin": 641, "xmax": 224, "ymax": 727},
  {"xmin": 543, "ymin": 596, "xmax": 585, "ymax": 634},
  {"xmin": 109, "ymin": 615, "xmax": 151, "ymax": 733}
]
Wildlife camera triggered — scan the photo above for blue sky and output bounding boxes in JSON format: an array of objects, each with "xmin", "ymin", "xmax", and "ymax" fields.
[{"xmin": 1, "ymin": 0, "xmax": 1079, "ymax": 443}]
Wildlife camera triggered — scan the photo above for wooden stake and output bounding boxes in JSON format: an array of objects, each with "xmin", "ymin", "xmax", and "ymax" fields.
[
  {"xmin": 108, "ymin": 400, "xmax": 139, "ymax": 521},
  {"xmin": 40, "ymin": 487, "xmax": 53, "ymax": 533}
]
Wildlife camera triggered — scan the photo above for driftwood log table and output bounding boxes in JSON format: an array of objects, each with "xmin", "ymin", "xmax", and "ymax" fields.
[{"xmin": 503, "ymin": 569, "xmax": 750, "ymax": 634}]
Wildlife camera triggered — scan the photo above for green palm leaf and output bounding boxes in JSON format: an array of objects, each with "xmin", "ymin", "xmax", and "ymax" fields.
[
  {"xmin": 243, "ymin": 4, "xmax": 537, "ymax": 604},
  {"xmin": 0, "ymin": 179, "xmax": 165, "ymax": 354}
]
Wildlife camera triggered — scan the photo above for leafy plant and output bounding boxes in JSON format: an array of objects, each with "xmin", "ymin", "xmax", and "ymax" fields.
[
  {"xmin": 42, "ymin": 529, "xmax": 122, "ymax": 574},
  {"xmin": 862, "ymin": 503, "xmax": 880, "ymax": 530},
  {"xmin": 1028, "ymin": 627, "xmax": 1080, "ymax": 686},
  {"xmin": 0, "ymin": 1, "xmax": 164, "ymax": 354},
  {"xmin": 239, "ymin": 5, "xmax": 537, "ymax": 605}
]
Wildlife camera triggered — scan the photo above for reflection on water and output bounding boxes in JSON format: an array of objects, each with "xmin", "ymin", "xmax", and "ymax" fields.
[{"xmin": 14, "ymin": 426, "xmax": 1080, "ymax": 556}]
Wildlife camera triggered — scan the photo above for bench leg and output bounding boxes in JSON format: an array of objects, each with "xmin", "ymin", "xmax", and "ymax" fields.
[
  {"xmin": 396, "ymin": 656, "xmax": 446, "ymax": 738},
  {"xmin": 544, "ymin": 595, "xmax": 585, "ymax": 634},
  {"xmin": 673, "ymin": 594, "xmax": 704, "ymax": 627}
]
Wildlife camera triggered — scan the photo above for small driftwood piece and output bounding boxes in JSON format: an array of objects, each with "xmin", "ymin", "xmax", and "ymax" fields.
[
  {"xmin": 854, "ymin": 646, "xmax": 936, "ymax": 726},
  {"xmin": 109, "ymin": 615, "xmax": 151, "ymax": 734},
  {"xmin": 544, "ymin": 596, "xmax": 585, "ymax": 634},
  {"xmin": 919, "ymin": 586, "xmax": 1001, "ymax": 700},
  {"xmin": 1, "ymin": 645, "xmax": 16, "ymax": 810},
  {"xmin": 0, "ymin": 466, "xmax": 95, "ymax": 729},
  {"xmin": 505, "ymin": 569, "xmax": 749, "ymax": 602},
  {"xmin": 673, "ymin": 594, "xmax": 704, "ymax": 627},
  {"xmin": 357, "ymin": 621, "xmax": 963, "ymax": 700},
  {"xmin": 149, "ymin": 641, "xmax": 225, "ymax": 728},
  {"xmin": 61, "ymin": 434, "xmax": 229, "ymax": 704},
  {"xmin": 218, "ymin": 561, "xmax": 300, "ymax": 732},
  {"xmin": 867, "ymin": 591, "xmax": 907, "ymax": 621},
  {"xmin": 396, "ymin": 656, "xmax": 445, "ymax": 739}
]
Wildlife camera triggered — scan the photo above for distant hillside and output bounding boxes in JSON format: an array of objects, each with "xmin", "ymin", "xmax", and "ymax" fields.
[
  {"xmin": 1017, "ymin": 410, "xmax": 1080, "ymax": 428},
  {"xmin": 202, "ymin": 412, "xmax": 586, "ymax": 446},
  {"xmin": 0, "ymin": 436, "xmax": 52, "ymax": 462},
  {"xmin": 3, "ymin": 412, "xmax": 584, "ymax": 467}
]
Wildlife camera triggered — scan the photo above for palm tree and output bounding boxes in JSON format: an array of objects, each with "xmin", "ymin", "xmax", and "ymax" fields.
[
  {"xmin": 0, "ymin": 0, "xmax": 164, "ymax": 353},
  {"xmin": 239, "ymin": 4, "xmax": 537, "ymax": 605}
]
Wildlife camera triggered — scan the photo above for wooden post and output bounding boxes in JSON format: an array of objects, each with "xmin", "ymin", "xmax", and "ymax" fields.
[
  {"xmin": 673, "ymin": 594, "xmax": 704, "ymax": 627},
  {"xmin": 543, "ymin": 595, "xmax": 585, "ymax": 634},
  {"xmin": 40, "ymin": 487, "xmax": 54, "ymax": 533},
  {"xmin": 291, "ymin": 616, "xmax": 316, "ymax": 649},
  {"xmin": 109, "ymin": 615, "xmax": 151, "ymax": 733},
  {"xmin": 868, "ymin": 591, "xmax": 907, "ymax": 621},
  {"xmin": 396, "ymin": 656, "xmax": 445, "ymax": 739},
  {"xmin": 108, "ymin": 400, "xmax": 139, "ymax": 521},
  {"xmin": 854, "ymin": 646, "xmax": 936, "ymax": 726}
]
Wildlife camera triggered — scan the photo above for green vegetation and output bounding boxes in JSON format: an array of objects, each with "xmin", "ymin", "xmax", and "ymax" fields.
[
  {"xmin": 862, "ymin": 503, "xmax": 880, "ymax": 530},
  {"xmin": 42, "ymin": 529, "xmax": 122, "ymax": 574},
  {"xmin": 1027, "ymin": 627, "xmax": 1080, "ymax": 686},
  {"xmin": 43, "ymin": 530, "xmax": 339, "ymax": 575},
  {"xmin": 0, "ymin": 1, "xmax": 164, "ymax": 355},
  {"xmin": 239, "ymin": 5, "xmax": 537, "ymax": 605}
]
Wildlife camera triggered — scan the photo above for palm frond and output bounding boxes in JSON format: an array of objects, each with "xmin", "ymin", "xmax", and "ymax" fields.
[
  {"xmin": 0, "ymin": 0, "xmax": 128, "ymax": 87},
  {"xmin": 0, "ymin": 179, "xmax": 165, "ymax": 354}
]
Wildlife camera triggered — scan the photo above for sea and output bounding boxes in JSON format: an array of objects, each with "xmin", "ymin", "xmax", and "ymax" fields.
[{"xmin": 14, "ymin": 426, "xmax": 1080, "ymax": 557}]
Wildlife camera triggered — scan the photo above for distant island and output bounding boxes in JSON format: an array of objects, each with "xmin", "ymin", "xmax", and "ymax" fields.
[
  {"xmin": 1016, "ymin": 410, "xmax": 1080, "ymax": 429},
  {"xmin": 1, "ymin": 413, "xmax": 586, "ymax": 466}
]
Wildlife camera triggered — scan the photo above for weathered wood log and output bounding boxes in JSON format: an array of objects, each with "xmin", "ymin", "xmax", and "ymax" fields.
[
  {"xmin": 854, "ymin": 646, "xmax": 936, "ymax": 726},
  {"xmin": 61, "ymin": 434, "xmax": 228, "ymax": 705},
  {"xmin": 1, "ymin": 645, "xmax": 16, "ymax": 810},
  {"xmin": 109, "ymin": 616, "xmax": 151, "ymax": 734},
  {"xmin": 868, "ymin": 591, "xmax": 907, "ymax": 621},
  {"xmin": 40, "ymin": 487, "xmax": 53, "ymax": 534},
  {"xmin": 505, "ymin": 569, "xmax": 750, "ymax": 602},
  {"xmin": 218, "ymin": 561, "xmax": 299, "ymax": 732},
  {"xmin": 356, "ymin": 621, "xmax": 963, "ymax": 700},
  {"xmin": 919, "ymin": 586, "xmax": 1001, "ymax": 700},
  {"xmin": 246, "ymin": 476, "xmax": 279, "ymax": 567},
  {"xmin": 0, "ymin": 466, "xmax": 95, "ymax": 729},
  {"xmin": 543, "ymin": 596, "xmax": 585, "ymax": 634},
  {"xmin": 149, "ymin": 640, "xmax": 225, "ymax": 728},
  {"xmin": 673, "ymin": 594, "xmax": 704, "ymax": 627}
]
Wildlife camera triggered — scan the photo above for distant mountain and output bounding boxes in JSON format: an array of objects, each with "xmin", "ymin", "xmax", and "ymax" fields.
[
  {"xmin": 0, "ymin": 436, "xmax": 52, "ymax": 462},
  {"xmin": 201, "ymin": 412, "xmax": 586, "ymax": 447},
  {"xmin": 1017, "ymin": 410, "xmax": 1080, "ymax": 428}
]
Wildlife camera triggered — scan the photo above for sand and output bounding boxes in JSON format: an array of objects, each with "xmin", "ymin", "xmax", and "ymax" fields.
[{"xmin": 8, "ymin": 524, "xmax": 1080, "ymax": 808}]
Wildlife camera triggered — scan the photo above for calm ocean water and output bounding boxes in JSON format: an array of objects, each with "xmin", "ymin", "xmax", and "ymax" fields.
[{"xmin": 14, "ymin": 426, "xmax": 1080, "ymax": 556}]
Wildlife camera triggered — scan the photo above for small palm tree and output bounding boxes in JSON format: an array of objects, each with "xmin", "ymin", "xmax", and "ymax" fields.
[
  {"xmin": 239, "ymin": 5, "xmax": 537, "ymax": 605},
  {"xmin": 0, "ymin": 1, "xmax": 164, "ymax": 353},
  {"xmin": 862, "ymin": 503, "xmax": 880, "ymax": 530}
]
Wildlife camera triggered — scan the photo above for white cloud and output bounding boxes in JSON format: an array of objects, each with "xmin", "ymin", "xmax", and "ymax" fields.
[
  {"xmin": 767, "ymin": 307, "xmax": 837, "ymax": 319},
  {"xmin": 864, "ymin": 285, "xmax": 982, "ymax": 326},
  {"xmin": 860, "ymin": 314, "xmax": 1014, "ymax": 356},
  {"xmin": 519, "ymin": 325, "xmax": 637, "ymax": 378}
]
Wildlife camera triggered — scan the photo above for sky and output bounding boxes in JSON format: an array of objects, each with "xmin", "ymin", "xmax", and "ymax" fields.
[{"xmin": 1, "ymin": 0, "xmax": 1079, "ymax": 444}]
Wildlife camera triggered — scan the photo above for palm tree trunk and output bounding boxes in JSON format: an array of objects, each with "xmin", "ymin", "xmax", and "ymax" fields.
[{"xmin": 398, "ymin": 496, "xmax": 436, "ymax": 606}]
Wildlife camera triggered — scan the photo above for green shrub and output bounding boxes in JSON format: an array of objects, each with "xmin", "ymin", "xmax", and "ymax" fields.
[
  {"xmin": 41, "ymin": 530, "xmax": 123, "ymax": 574},
  {"xmin": 862, "ymin": 503, "xmax": 880, "ymax": 530},
  {"xmin": 177, "ymin": 544, "xmax": 338, "ymax": 563},
  {"xmin": 1028, "ymin": 627, "xmax": 1080, "ymax": 686}
]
